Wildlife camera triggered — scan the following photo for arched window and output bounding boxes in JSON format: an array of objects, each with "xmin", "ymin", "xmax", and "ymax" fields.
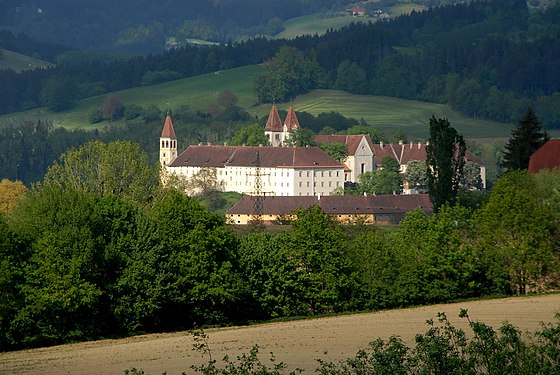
[
  {"xmin": 166, "ymin": 141, "xmax": 169, "ymax": 148},
  {"xmin": 162, "ymin": 140, "xmax": 165, "ymax": 148}
]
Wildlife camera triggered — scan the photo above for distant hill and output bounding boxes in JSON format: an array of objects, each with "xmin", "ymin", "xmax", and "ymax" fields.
[
  {"xmin": 0, "ymin": 0, "xmax": 460, "ymax": 53},
  {"xmin": 0, "ymin": 49, "xmax": 54, "ymax": 72}
]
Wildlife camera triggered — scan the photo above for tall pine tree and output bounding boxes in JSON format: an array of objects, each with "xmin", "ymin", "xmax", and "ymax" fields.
[
  {"xmin": 426, "ymin": 116, "xmax": 466, "ymax": 213},
  {"xmin": 502, "ymin": 107, "xmax": 548, "ymax": 171}
]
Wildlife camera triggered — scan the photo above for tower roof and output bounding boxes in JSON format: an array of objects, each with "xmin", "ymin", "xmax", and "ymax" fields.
[
  {"xmin": 284, "ymin": 106, "xmax": 300, "ymax": 131},
  {"xmin": 264, "ymin": 105, "xmax": 283, "ymax": 132},
  {"xmin": 161, "ymin": 113, "xmax": 177, "ymax": 138}
]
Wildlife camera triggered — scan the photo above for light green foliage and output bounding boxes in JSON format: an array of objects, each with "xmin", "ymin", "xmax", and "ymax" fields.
[
  {"xmin": 229, "ymin": 123, "xmax": 269, "ymax": 146},
  {"xmin": 318, "ymin": 142, "xmax": 348, "ymax": 162},
  {"xmin": 426, "ymin": 116, "xmax": 466, "ymax": 213},
  {"xmin": 461, "ymin": 161, "xmax": 483, "ymax": 190},
  {"xmin": 358, "ymin": 156, "xmax": 402, "ymax": 195},
  {"xmin": 43, "ymin": 140, "xmax": 158, "ymax": 203},
  {"xmin": 146, "ymin": 189, "xmax": 246, "ymax": 326},
  {"xmin": 405, "ymin": 160, "xmax": 428, "ymax": 192},
  {"xmin": 284, "ymin": 128, "xmax": 317, "ymax": 147},
  {"xmin": 474, "ymin": 171, "xmax": 557, "ymax": 294},
  {"xmin": 345, "ymin": 125, "xmax": 387, "ymax": 143}
]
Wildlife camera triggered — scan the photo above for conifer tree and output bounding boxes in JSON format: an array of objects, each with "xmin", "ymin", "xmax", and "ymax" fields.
[{"xmin": 502, "ymin": 107, "xmax": 548, "ymax": 171}]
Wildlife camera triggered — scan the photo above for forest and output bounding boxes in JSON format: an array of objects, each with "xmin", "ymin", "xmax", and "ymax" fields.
[
  {"xmin": 0, "ymin": 132, "xmax": 558, "ymax": 351},
  {"xmin": 1, "ymin": 0, "xmax": 559, "ymax": 127}
]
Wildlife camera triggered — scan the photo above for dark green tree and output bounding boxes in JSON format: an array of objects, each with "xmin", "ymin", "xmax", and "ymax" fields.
[
  {"xmin": 502, "ymin": 107, "xmax": 549, "ymax": 171},
  {"xmin": 426, "ymin": 117, "xmax": 466, "ymax": 213},
  {"xmin": 318, "ymin": 142, "xmax": 348, "ymax": 162},
  {"xmin": 40, "ymin": 76, "xmax": 77, "ymax": 112},
  {"xmin": 229, "ymin": 124, "xmax": 269, "ymax": 146}
]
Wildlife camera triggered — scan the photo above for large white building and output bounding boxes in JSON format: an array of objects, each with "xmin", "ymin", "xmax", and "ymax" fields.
[{"xmin": 160, "ymin": 114, "xmax": 345, "ymax": 196}]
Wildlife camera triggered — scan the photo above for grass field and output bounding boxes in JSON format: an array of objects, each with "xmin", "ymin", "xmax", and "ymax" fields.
[
  {"xmin": 276, "ymin": 14, "xmax": 364, "ymax": 39},
  {"xmin": 0, "ymin": 63, "xmax": 517, "ymax": 140},
  {"xmin": 0, "ymin": 49, "xmax": 54, "ymax": 72}
]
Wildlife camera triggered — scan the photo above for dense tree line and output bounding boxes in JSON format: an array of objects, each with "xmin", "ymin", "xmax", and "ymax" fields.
[
  {"xmin": 1, "ymin": 0, "xmax": 354, "ymax": 51},
  {"xmin": 0, "ymin": 139, "xmax": 559, "ymax": 351},
  {"xmin": 2, "ymin": 0, "xmax": 559, "ymax": 126}
]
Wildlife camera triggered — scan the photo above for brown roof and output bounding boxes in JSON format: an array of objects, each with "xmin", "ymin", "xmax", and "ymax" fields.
[
  {"xmin": 371, "ymin": 142, "xmax": 483, "ymax": 166},
  {"xmin": 227, "ymin": 194, "xmax": 432, "ymax": 216},
  {"xmin": 169, "ymin": 145, "xmax": 344, "ymax": 169},
  {"xmin": 160, "ymin": 114, "xmax": 177, "ymax": 138},
  {"xmin": 314, "ymin": 134, "xmax": 375, "ymax": 156},
  {"xmin": 528, "ymin": 139, "xmax": 560, "ymax": 173},
  {"xmin": 284, "ymin": 106, "xmax": 300, "ymax": 131},
  {"xmin": 264, "ymin": 105, "xmax": 283, "ymax": 132}
]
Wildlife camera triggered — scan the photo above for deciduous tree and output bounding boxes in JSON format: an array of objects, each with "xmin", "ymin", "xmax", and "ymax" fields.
[{"xmin": 426, "ymin": 117, "xmax": 466, "ymax": 212}]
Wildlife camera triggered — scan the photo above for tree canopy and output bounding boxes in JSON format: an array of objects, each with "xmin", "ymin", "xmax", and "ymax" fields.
[
  {"xmin": 426, "ymin": 117, "xmax": 466, "ymax": 213},
  {"xmin": 502, "ymin": 107, "xmax": 549, "ymax": 171}
]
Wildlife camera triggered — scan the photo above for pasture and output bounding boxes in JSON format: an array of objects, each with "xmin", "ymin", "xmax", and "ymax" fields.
[
  {"xmin": 0, "ymin": 49, "xmax": 54, "ymax": 72},
  {"xmin": 0, "ymin": 63, "xmax": 515, "ymax": 140}
]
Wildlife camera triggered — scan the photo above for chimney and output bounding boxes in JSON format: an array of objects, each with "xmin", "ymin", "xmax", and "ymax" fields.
[
  {"xmin": 398, "ymin": 140, "xmax": 403, "ymax": 145},
  {"xmin": 418, "ymin": 141, "xmax": 421, "ymax": 149},
  {"xmin": 317, "ymin": 192, "xmax": 321, "ymax": 200},
  {"xmin": 380, "ymin": 141, "xmax": 384, "ymax": 149},
  {"xmin": 363, "ymin": 191, "xmax": 367, "ymax": 197},
  {"xmin": 410, "ymin": 141, "xmax": 413, "ymax": 149}
]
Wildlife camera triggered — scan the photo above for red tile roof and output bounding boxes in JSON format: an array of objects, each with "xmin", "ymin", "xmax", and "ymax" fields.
[
  {"xmin": 314, "ymin": 134, "xmax": 375, "ymax": 156},
  {"xmin": 284, "ymin": 106, "xmax": 300, "ymax": 131},
  {"xmin": 169, "ymin": 145, "xmax": 344, "ymax": 169},
  {"xmin": 227, "ymin": 194, "xmax": 432, "ymax": 216},
  {"xmin": 160, "ymin": 114, "xmax": 177, "ymax": 138},
  {"xmin": 528, "ymin": 139, "xmax": 560, "ymax": 173},
  {"xmin": 264, "ymin": 105, "xmax": 283, "ymax": 132},
  {"xmin": 371, "ymin": 143, "xmax": 484, "ymax": 166}
]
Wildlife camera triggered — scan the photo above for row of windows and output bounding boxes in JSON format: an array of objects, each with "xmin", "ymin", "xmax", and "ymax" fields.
[
  {"xmin": 298, "ymin": 170, "xmax": 340, "ymax": 178},
  {"xmin": 298, "ymin": 181, "xmax": 340, "ymax": 188},
  {"xmin": 161, "ymin": 140, "xmax": 176, "ymax": 148}
]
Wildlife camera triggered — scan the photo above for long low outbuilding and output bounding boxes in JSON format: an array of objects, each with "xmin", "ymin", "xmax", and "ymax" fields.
[{"xmin": 226, "ymin": 194, "xmax": 433, "ymax": 225}]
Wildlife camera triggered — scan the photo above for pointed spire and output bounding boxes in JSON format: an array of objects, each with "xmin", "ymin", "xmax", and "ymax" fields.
[
  {"xmin": 264, "ymin": 105, "xmax": 283, "ymax": 132},
  {"xmin": 284, "ymin": 105, "xmax": 300, "ymax": 131},
  {"xmin": 161, "ymin": 113, "xmax": 177, "ymax": 138}
]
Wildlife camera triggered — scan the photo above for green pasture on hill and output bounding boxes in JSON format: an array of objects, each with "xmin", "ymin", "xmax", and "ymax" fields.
[
  {"xmin": 251, "ymin": 90, "xmax": 514, "ymax": 140},
  {"xmin": 276, "ymin": 14, "xmax": 364, "ymax": 39},
  {"xmin": 0, "ymin": 63, "xmax": 516, "ymax": 140},
  {"xmin": 0, "ymin": 49, "xmax": 54, "ymax": 72}
]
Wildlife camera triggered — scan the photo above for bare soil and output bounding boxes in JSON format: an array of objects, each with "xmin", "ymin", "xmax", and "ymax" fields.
[{"xmin": 1, "ymin": 294, "xmax": 559, "ymax": 375}]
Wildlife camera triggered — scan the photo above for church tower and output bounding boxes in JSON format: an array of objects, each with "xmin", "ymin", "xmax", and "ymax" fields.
[
  {"xmin": 160, "ymin": 112, "xmax": 177, "ymax": 167},
  {"xmin": 283, "ymin": 105, "xmax": 300, "ymax": 145},
  {"xmin": 264, "ymin": 105, "xmax": 283, "ymax": 147}
]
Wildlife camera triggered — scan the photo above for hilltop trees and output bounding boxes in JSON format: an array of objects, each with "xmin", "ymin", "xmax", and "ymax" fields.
[
  {"xmin": 426, "ymin": 117, "xmax": 466, "ymax": 213},
  {"xmin": 254, "ymin": 46, "xmax": 322, "ymax": 103},
  {"xmin": 502, "ymin": 107, "xmax": 549, "ymax": 171},
  {"xmin": 43, "ymin": 140, "xmax": 159, "ymax": 203}
]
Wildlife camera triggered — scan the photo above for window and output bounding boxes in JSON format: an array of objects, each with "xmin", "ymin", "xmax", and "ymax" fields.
[
  {"xmin": 299, "ymin": 182, "xmax": 302, "ymax": 187},
  {"xmin": 307, "ymin": 171, "xmax": 310, "ymax": 177},
  {"xmin": 321, "ymin": 171, "xmax": 324, "ymax": 177},
  {"xmin": 361, "ymin": 163, "xmax": 366, "ymax": 174},
  {"xmin": 299, "ymin": 171, "xmax": 302, "ymax": 177},
  {"xmin": 307, "ymin": 182, "xmax": 310, "ymax": 187},
  {"xmin": 337, "ymin": 171, "xmax": 340, "ymax": 177},
  {"xmin": 329, "ymin": 181, "xmax": 332, "ymax": 187},
  {"xmin": 275, "ymin": 134, "xmax": 280, "ymax": 140},
  {"xmin": 321, "ymin": 182, "xmax": 324, "ymax": 187},
  {"xmin": 329, "ymin": 171, "xmax": 332, "ymax": 177}
]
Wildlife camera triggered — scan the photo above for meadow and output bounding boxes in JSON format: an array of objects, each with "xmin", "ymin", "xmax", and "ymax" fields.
[
  {"xmin": 0, "ymin": 49, "xmax": 54, "ymax": 72},
  {"xmin": 0, "ymin": 63, "xmax": 516, "ymax": 140}
]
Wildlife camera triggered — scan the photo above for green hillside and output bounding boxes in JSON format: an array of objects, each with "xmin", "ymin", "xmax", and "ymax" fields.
[
  {"xmin": 0, "ymin": 49, "xmax": 54, "ymax": 72},
  {"xmin": 276, "ymin": 14, "xmax": 362, "ymax": 39},
  {"xmin": 0, "ymin": 63, "xmax": 515, "ymax": 139}
]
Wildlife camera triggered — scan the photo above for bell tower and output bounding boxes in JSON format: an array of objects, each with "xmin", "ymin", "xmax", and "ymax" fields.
[{"xmin": 160, "ymin": 112, "xmax": 177, "ymax": 167}]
